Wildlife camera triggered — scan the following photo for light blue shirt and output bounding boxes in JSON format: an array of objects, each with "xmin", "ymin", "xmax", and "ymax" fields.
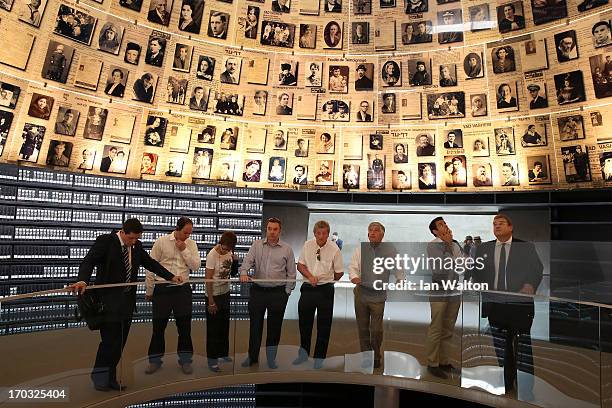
[{"xmin": 239, "ymin": 238, "xmax": 297, "ymax": 293}]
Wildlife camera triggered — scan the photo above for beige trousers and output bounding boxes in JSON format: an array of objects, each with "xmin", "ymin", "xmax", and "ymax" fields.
[{"xmin": 426, "ymin": 299, "xmax": 460, "ymax": 366}]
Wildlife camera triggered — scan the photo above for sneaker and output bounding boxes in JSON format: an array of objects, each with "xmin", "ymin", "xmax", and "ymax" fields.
[
  {"xmin": 427, "ymin": 365, "xmax": 448, "ymax": 379},
  {"xmin": 181, "ymin": 363, "xmax": 193, "ymax": 375},
  {"xmin": 208, "ymin": 363, "xmax": 220, "ymax": 372},
  {"xmin": 145, "ymin": 362, "xmax": 161, "ymax": 375},
  {"xmin": 221, "ymin": 356, "xmax": 233, "ymax": 362}
]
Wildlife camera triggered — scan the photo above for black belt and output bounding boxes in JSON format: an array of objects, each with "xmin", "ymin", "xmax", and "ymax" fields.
[{"xmin": 252, "ymin": 284, "xmax": 285, "ymax": 291}]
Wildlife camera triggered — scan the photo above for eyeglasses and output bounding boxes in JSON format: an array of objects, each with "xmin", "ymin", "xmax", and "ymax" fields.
[{"xmin": 316, "ymin": 248, "xmax": 320, "ymax": 261}]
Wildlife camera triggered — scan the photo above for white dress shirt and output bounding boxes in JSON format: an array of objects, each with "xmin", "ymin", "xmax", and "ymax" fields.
[
  {"xmin": 298, "ymin": 239, "xmax": 343, "ymax": 283},
  {"xmin": 146, "ymin": 232, "xmax": 201, "ymax": 295},
  {"xmin": 494, "ymin": 236, "xmax": 512, "ymax": 290}
]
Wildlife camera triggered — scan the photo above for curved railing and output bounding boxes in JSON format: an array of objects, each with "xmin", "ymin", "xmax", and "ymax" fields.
[{"xmin": 0, "ymin": 279, "xmax": 610, "ymax": 407}]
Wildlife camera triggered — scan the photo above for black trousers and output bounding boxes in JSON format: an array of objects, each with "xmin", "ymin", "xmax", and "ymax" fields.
[
  {"xmin": 91, "ymin": 289, "xmax": 135, "ymax": 386},
  {"xmin": 298, "ymin": 283, "xmax": 335, "ymax": 359},
  {"xmin": 489, "ymin": 319, "xmax": 535, "ymax": 394},
  {"xmin": 248, "ymin": 285, "xmax": 289, "ymax": 362},
  {"xmin": 205, "ymin": 292, "xmax": 231, "ymax": 361},
  {"xmin": 147, "ymin": 284, "xmax": 193, "ymax": 365}
]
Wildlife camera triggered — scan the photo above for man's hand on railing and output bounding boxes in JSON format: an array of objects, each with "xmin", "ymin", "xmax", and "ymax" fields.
[
  {"xmin": 519, "ymin": 283, "xmax": 535, "ymax": 295},
  {"xmin": 239, "ymin": 274, "xmax": 250, "ymax": 283},
  {"xmin": 171, "ymin": 275, "xmax": 184, "ymax": 284},
  {"xmin": 351, "ymin": 277, "xmax": 361, "ymax": 285},
  {"xmin": 70, "ymin": 281, "xmax": 87, "ymax": 295}
]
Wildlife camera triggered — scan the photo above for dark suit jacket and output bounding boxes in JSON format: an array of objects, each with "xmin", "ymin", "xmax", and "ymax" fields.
[
  {"xmin": 147, "ymin": 9, "xmax": 169, "ymax": 25},
  {"xmin": 472, "ymin": 238, "xmax": 543, "ymax": 332},
  {"xmin": 78, "ymin": 233, "xmax": 174, "ymax": 318},
  {"xmin": 104, "ymin": 83, "xmax": 125, "ymax": 97},
  {"xmin": 356, "ymin": 111, "xmax": 372, "ymax": 121},
  {"xmin": 100, "ymin": 156, "xmax": 112, "ymax": 172}
]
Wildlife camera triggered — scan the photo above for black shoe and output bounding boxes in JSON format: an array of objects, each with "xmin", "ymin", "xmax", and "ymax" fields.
[
  {"xmin": 427, "ymin": 366, "xmax": 448, "ymax": 379},
  {"xmin": 108, "ymin": 381, "xmax": 126, "ymax": 391},
  {"xmin": 267, "ymin": 360, "xmax": 278, "ymax": 369},
  {"xmin": 241, "ymin": 357, "xmax": 257, "ymax": 367},
  {"xmin": 93, "ymin": 383, "xmax": 110, "ymax": 392},
  {"xmin": 292, "ymin": 354, "xmax": 308, "ymax": 365}
]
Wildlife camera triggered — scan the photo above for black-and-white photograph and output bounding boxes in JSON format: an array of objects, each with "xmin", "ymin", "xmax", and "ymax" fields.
[
  {"xmin": 402, "ymin": 21, "xmax": 433, "ymax": 44},
  {"xmin": 294, "ymin": 138, "xmax": 309, "ymax": 157},
  {"xmin": 192, "ymin": 148, "xmax": 213, "ymax": 179},
  {"xmin": 268, "ymin": 157, "xmax": 286, "ymax": 183},
  {"xmin": 252, "ymin": 90, "xmax": 267, "ymax": 115},
  {"xmin": 132, "ymin": 72, "xmax": 158, "ymax": 104},
  {"xmin": 119, "ymin": 0, "xmax": 143, "ymax": 12},
  {"xmin": 426, "ymin": 92, "xmax": 465, "ymax": 119},
  {"xmin": 439, "ymin": 64, "xmax": 457, "ymax": 87},
  {"xmin": 304, "ymin": 62, "xmax": 323, "ymax": 87},
  {"xmin": 408, "ymin": 59, "xmax": 431, "ymax": 86},
  {"xmin": 145, "ymin": 36, "xmax": 166, "ymax": 67},
  {"xmin": 164, "ymin": 159, "xmax": 184, "ymax": 177},
  {"xmin": 392, "ymin": 170, "xmax": 411, "ymax": 190},
  {"xmin": 166, "ymin": 77, "xmax": 188, "ymax": 105},
  {"xmin": 367, "ymin": 154, "xmax": 385, "ymax": 190},
  {"xmin": 53, "ymin": 5, "xmax": 97, "ymax": 45},
  {"xmin": 28, "ymin": 93, "xmax": 54, "ymax": 120},
  {"xmin": 381, "ymin": 60, "xmax": 401, "ymax": 87},
  {"xmin": 18, "ymin": 0, "xmax": 48, "ymax": 27},
  {"xmin": 496, "ymin": 82, "xmax": 519, "ymax": 112},
  {"xmin": 472, "ymin": 164, "xmax": 493, "ymax": 187},
  {"xmin": 178, "ymin": 0, "xmax": 204, "ymax": 34},
  {"xmin": 321, "ymin": 99, "xmax": 350, "ymax": 121},
  {"xmin": 405, "ymin": 0, "xmax": 427, "ymax": 13},
  {"xmin": 496, "ymin": 1, "xmax": 525, "ymax": 33},
  {"xmin": 198, "ymin": 125, "xmax": 216, "ymax": 143},
  {"xmin": 45, "ymin": 139, "xmax": 72, "ymax": 167},
  {"xmin": 172, "ymin": 43, "xmax": 193, "ymax": 72},
  {"xmin": 242, "ymin": 159, "xmax": 261, "ymax": 182},
  {"xmin": 494, "ymin": 127, "xmax": 515, "ymax": 155},
  {"xmin": 323, "ymin": 0, "xmax": 342, "ymax": 12},
  {"xmin": 207, "ymin": 10, "xmax": 229, "ymax": 39},
  {"xmin": 83, "ymin": 107, "xmax": 107, "ymax": 140},
  {"xmin": 220, "ymin": 127, "xmax": 239, "ymax": 150},
  {"xmin": 243, "ymin": 6, "xmax": 260, "ymax": 39},
  {"xmin": 260, "ymin": 21, "xmax": 295, "ymax": 48},
  {"xmin": 532, "ymin": 0, "xmax": 566, "ymax": 25},
  {"xmin": 437, "ymin": 9, "xmax": 463, "ymax": 44},
  {"xmin": 592, "ymin": 21, "xmax": 612, "ymax": 48},
  {"xmin": 272, "ymin": 0, "xmax": 291, "ymax": 12},
  {"xmin": 353, "ymin": 0, "xmax": 371, "ymax": 13},
  {"xmin": 54, "ymin": 107, "xmax": 79, "ymax": 136},
  {"xmin": 526, "ymin": 83, "xmax": 548, "ymax": 109},
  {"xmin": 464, "ymin": 52, "xmax": 483, "ymax": 79},
  {"xmin": 76, "ymin": 147, "xmax": 96, "ymax": 170},
  {"xmin": 275, "ymin": 92, "xmax": 293, "ymax": 115},
  {"xmin": 355, "ymin": 99, "xmax": 373, "ymax": 122},
  {"xmin": 196, "ymin": 56, "xmax": 215, "ymax": 80},
  {"xmin": 343, "ymin": 164, "xmax": 360, "ymax": 189},
  {"xmin": 470, "ymin": 93, "xmax": 487, "ymax": 117},
  {"xmin": 369, "ymin": 133, "xmax": 383, "ymax": 150},
  {"xmin": 554, "ymin": 71, "xmax": 586, "ymax": 105},
  {"xmin": 393, "ymin": 143, "xmax": 408, "ymax": 163},
  {"xmin": 527, "ymin": 154, "xmax": 551, "ymax": 184},
  {"xmin": 0, "ymin": 82, "xmax": 21, "ymax": 110},
  {"xmin": 554, "ymin": 30, "xmax": 578, "ymax": 62},
  {"xmin": 352, "ymin": 22, "xmax": 369, "ymax": 44},
  {"xmin": 578, "ymin": 0, "xmax": 609, "ymax": 11},
  {"xmin": 416, "ymin": 133, "xmax": 435, "ymax": 156},
  {"xmin": 443, "ymin": 155, "xmax": 467, "ymax": 187},
  {"xmin": 492, "ymin": 46, "xmax": 516, "ymax": 74},
  {"xmin": 317, "ymin": 132, "xmax": 335, "ymax": 154},
  {"xmin": 1, "ymin": 0, "xmax": 15, "ymax": 12},
  {"xmin": 298, "ymin": 24, "xmax": 317, "ymax": 49},
  {"xmin": 520, "ymin": 123, "xmax": 547, "ymax": 146},
  {"xmin": 292, "ymin": 164, "xmax": 308, "ymax": 184},
  {"xmin": 278, "ymin": 61, "xmax": 298, "ymax": 86},
  {"xmin": 323, "ymin": 21, "xmax": 343, "ymax": 49},
  {"xmin": 328, "ymin": 65, "xmax": 349, "ymax": 92},
  {"xmin": 144, "ymin": 115, "xmax": 167, "ymax": 147},
  {"xmin": 499, "ymin": 161, "xmax": 520, "ymax": 186},
  {"xmin": 380, "ymin": 0, "xmax": 395, "ymax": 8},
  {"xmin": 557, "ymin": 114, "xmax": 585, "ymax": 141},
  {"xmin": 381, "ymin": 93, "xmax": 396, "ymax": 113},
  {"xmin": 124, "ymin": 42, "xmax": 141, "ymax": 65},
  {"xmin": 0, "ymin": 111, "xmax": 12, "ymax": 156},
  {"xmin": 272, "ymin": 129, "xmax": 287, "ymax": 150},
  {"xmin": 19, "ymin": 123, "xmax": 45, "ymax": 162},
  {"xmin": 104, "ymin": 66, "xmax": 128, "ymax": 98},
  {"xmin": 599, "ymin": 151, "xmax": 612, "ymax": 181},
  {"xmin": 355, "ymin": 63, "xmax": 374, "ymax": 91},
  {"xmin": 443, "ymin": 129, "xmax": 463, "ymax": 148},
  {"xmin": 147, "ymin": 0, "xmax": 172, "ymax": 26},
  {"xmin": 521, "ymin": 39, "xmax": 549, "ymax": 72},
  {"xmin": 98, "ymin": 22, "xmax": 124, "ymax": 55},
  {"xmin": 561, "ymin": 145, "xmax": 591, "ymax": 183},
  {"xmin": 41, "ymin": 41, "xmax": 74, "ymax": 84},
  {"xmin": 471, "ymin": 136, "xmax": 490, "ymax": 157},
  {"xmin": 468, "ymin": 4, "xmax": 492, "ymax": 31},
  {"xmin": 418, "ymin": 163, "xmax": 436, "ymax": 189},
  {"xmin": 189, "ymin": 86, "xmax": 209, "ymax": 111},
  {"xmin": 590, "ymin": 54, "xmax": 612, "ymax": 98},
  {"xmin": 213, "ymin": 92, "xmax": 245, "ymax": 116}
]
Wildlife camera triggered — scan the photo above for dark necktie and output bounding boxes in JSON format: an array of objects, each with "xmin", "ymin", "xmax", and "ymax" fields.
[
  {"xmin": 122, "ymin": 246, "xmax": 131, "ymax": 284},
  {"xmin": 498, "ymin": 243, "xmax": 506, "ymax": 291}
]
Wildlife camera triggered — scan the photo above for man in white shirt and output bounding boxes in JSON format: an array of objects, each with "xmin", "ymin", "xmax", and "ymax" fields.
[
  {"xmin": 145, "ymin": 217, "xmax": 201, "ymax": 375},
  {"xmin": 293, "ymin": 220, "xmax": 343, "ymax": 369},
  {"xmin": 349, "ymin": 222, "xmax": 403, "ymax": 369},
  {"xmin": 425, "ymin": 217, "xmax": 464, "ymax": 379}
]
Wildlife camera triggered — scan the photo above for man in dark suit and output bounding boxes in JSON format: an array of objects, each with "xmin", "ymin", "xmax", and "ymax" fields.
[
  {"xmin": 147, "ymin": 0, "xmax": 170, "ymax": 25},
  {"xmin": 527, "ymin": 84, "xmax": 548, "ymax": 109},
  {"xmin": 356, "ymin": 100, "xmax": 372, "ymax": 122},
  {"xmin": 355, "ymin": 64, "xmax": 373, "ymax": 91},
  {"xmin": 471, "ymin": 214, "xmax": 543, "ymax": 398},
  {"xmin": 72, "ymin": 219, "xmax": 182, "ymax": 391},
  {"xmin": 100, "ymin": 147, "xmax": 116, "ymax": 173}
]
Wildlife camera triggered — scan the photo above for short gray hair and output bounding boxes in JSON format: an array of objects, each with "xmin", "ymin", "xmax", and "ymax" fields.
[
  {"xmin": 368, "ymin": 222, "xmax": 385, "ymax": 233},
  {"xmin": 313, "ymin": 220, "xmax": 330, "ymax": 233}
]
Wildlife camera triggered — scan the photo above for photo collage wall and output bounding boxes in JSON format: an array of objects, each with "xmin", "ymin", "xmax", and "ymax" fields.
[{"xmin": 0, "ymin": 0, "xmax": 611, "ymax": 191}]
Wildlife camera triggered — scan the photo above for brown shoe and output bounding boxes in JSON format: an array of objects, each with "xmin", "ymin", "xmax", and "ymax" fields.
[{"xmin": 145, "ymin": 362, "xmax": 161, "ymax": 374}]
